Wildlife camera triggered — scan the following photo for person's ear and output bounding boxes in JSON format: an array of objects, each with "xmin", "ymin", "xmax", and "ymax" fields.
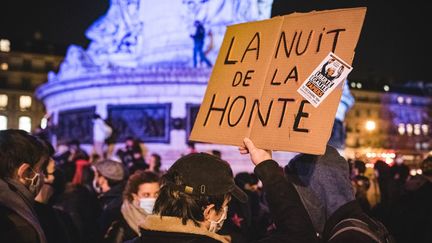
[
  {"xmin": 203, "ymin": 204, "xmax": 216, "ymax": 220},
  {"xmin": 132, "ymin": 193, "xmax": 139, "ymax": 202},
  {"xmin": 17, "ymin": 163, "xmax": 31, "ymax": 182},
  {"xmin": 99, "ymin": 176, "xmax": 107, "ymax": 186}
]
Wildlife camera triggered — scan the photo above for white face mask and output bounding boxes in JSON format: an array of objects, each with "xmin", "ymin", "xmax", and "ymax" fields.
[
  {"xmin": 24, "ymin": 168, "xmax": 42, "ymax": 196},
  {"xmin": 139, "ymin": 198, "xmax": 156, "ymax": 214},
  {"xmin": 92, "ymin": 179, "xmax": 102, "ymax": 194},
  {"xmin": 208, "ymin": 206, "xmax": 228, "ymax": 233}
]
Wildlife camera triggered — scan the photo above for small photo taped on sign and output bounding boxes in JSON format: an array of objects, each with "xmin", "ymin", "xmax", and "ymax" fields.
[{"xmin": 297, "ymin": 52, "xmax": 352, "ymax": 108}]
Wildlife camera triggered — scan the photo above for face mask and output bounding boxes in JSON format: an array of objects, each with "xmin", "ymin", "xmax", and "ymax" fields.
[
  {"xmin": 24, "ymin": 168, "xmax": 42, "ymax": 196},
  {"xmin": 92, "ymin": 179, "xmax": 102, "ymax": 194},
  {"xmin": 208, "ymin": 206, "xmax": 228, "ymax": 233},
  {"xmin": 139, "ymin": 198, "xmax": 156, "ymax": 214}
]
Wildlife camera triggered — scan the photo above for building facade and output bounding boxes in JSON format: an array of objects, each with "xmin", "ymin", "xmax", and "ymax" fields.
[
  {"xmin": 0, "ymin": 38, "xmax": 63, "ymax": 132},
  {"xmin": 345, "ymin": 85, "xmax": 432, "ymax": 168}
]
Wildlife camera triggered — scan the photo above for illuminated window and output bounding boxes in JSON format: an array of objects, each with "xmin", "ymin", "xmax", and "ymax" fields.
[
  {"xmin": 19, "ymin": 95, "xmax": 32, "ymax": 110},
  {"xmin": 0, "ymin": 39, "xmax": 10, "ymax": 52},
  {"xmin": 351, "ymin": 82, "xmax": 356, "ymax": 88},
  {"xmin": 1, "ymin": 63, "xmax": 8, "ymax": 71},
  {"xmin": 406, "ymin": 124, "xmax": 413, "ymax": 136},
  {"xmin": 398, "ymin": 123, "xmax": 405, "ymax": 135},
  {"xmin": 414, "ymin": 124, "xmax": 421, "ymax": 135},
  {"xmin": 421, "ymin": 124, "xmax": 429, "ymax": 135},
  {"xmin": 397, "ymin": 96, "xmax": 404, "ymax": 104},
  {"xmin": 40, "ymin": 117, "xmax": 48, "ymax": 129},
  {"xmin": 406, "ymin": 97, "xmax": 412, "ymax": 104},
  {"xmin": 19, "ymin": 116, "xmax": 31, "ymax": 132},
  {"xmin": 0, "ymin": 94, "xmax": 7, "ymax": 109},
  {"xmin": 0, "ymin": 115, "xmax": 7, "ymax": 130}
]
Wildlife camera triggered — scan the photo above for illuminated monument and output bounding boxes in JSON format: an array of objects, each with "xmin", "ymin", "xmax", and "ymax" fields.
[{"xmin": 36, "ymin": 0, "xmax": 274, "ymax": 170}]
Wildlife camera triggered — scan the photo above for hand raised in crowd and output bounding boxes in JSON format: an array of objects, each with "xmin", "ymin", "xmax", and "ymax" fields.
[{"xmin": 239, "ymin": 137, "xmax": 272, "ymax": 165}]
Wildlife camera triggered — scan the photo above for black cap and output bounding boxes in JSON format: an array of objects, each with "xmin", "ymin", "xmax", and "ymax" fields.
[{"xmin": 167, "ymin": 153, "xmax": 248, "ymax": 203}]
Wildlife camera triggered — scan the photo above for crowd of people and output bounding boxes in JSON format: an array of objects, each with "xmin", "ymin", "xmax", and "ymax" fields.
[{"xmin": 1, "ymin": 129, "xmax": 431, "ymax": 243}]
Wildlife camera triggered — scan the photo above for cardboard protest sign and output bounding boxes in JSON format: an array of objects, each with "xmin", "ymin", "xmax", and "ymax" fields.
[{"xmin": 190, "ymin": 8, "xmax": 366, "ymax": 154}]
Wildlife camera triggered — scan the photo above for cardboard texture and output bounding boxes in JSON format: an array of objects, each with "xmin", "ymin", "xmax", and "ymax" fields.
[{"xmin": 190, "ymin": 7, "xmax": 366, "ymax": 154}]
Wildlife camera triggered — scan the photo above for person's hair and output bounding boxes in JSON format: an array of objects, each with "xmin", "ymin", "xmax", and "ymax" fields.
[
  {"xmin": 151, "ymin": 153, "xmax": 162, "ymax": 172},
  {"xmin": 68, "ymin": 139, "xmax": 80, "ymax": 147},
  {"xmin": 374, "ymin": 160, "xmax": 391, "ymax": 178},
  {"xmin": 123, "ymin": 170, "xmax": 160, "ymax": 202},
  {"xmin": 421, "ymin": 156, "xmax": 432, "ymax": 176},
  {"xmin": 154, "ymin": 170, "xmax": 228, "ymax": 226},
  {"xmin": 235, "ymin": 172, "xmax": 254, "ymax": 189},
  {"xmin": 211, "ymin": 150, "xmax": 221, "ymax": 159},
  {"xmin": 0, "ymin": 129, "xmax": 49, "ymax": 178},
  {"xmin": 106, "ymin": 177, "xmax": 122, "ymax": 188},
  {"xmin": 354, "ymin": 160, "xmax": 366, "ymax": 174}
]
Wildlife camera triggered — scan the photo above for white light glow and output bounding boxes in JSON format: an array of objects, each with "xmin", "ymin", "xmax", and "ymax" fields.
[
  {"xmin": 0, "ymin": 94, "xmax": 7, "ymax": 108},
  {"xmin": 0, "ymin": 115, "xmax": 7, "ymax": 130},
  {"xmin": 19, "ymin": 116, "xmax": 32, "ymax": 132},
  {"xmin": 1, "ymin": 63, "xmax": 8, "ymax": 71},
  {"xmin": 365, "ymin": 120, "xmax": 376, "ymax": 131},
  {"xmin": 0, "ymin": 39, "xmax": 10, "ymax": 52},
  {"xmin": 19, "ymin": 96, "xmax": 32, "ymax": 110}
]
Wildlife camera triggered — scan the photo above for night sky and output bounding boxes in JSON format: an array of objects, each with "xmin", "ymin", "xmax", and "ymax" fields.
[{"xmin": 1, "ymin": 0, "xmax": 430, "ymax": 83}]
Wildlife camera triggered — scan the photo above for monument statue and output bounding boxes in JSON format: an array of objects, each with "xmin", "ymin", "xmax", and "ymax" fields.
[{"xmin": 48, "ymin": 0, "xmax": 274, "ymax": 82}]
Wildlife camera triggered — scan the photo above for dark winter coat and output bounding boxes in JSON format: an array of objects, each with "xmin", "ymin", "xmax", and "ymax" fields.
[{"xmin": 0, "ymin": 178, "xmax": 47, "ymax": 243}]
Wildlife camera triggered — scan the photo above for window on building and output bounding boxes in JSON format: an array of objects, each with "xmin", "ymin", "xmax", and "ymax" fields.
[
  {"xmin": 398, "ymin": 123, "xmax": 405, "ymax": 135},
  {"xmin": 45, "ymin": 61, "xmax": 54, "ymax": 72},
  {"xmin": 19, "ymin": 116, "xmax": 31, "ymax": 132},
  {"xmin": 406, "ymin": 97, "xmax": 412, "ymax": 105},
  {"xmin": 0, "ymin": 94, "xmax": 7, "ymax": 109},
  {"xmin": 19, "ymin": 95, "xmax": 32, "ymax": 110},
  {"xmin": 0, "ymin": 115, "xmax": 7, "ymax": 130},
  {"xmin": 421, "ymin": 124, "xmax": 429, "ymax": 135},
  {"xmin": 40, "ymin": 117, "xmax": 48, "ymax": 129},
  {"xmin": 0, "ymin": 39, "xmax": 10, "ymax": 52},
  {"xmin": 397, "ymin": 96, "xmax": 404, "ymax": 104},
  {"xmin": 1, "ymin": 63, "xmax": 8, "ymax": 71},
  {"xmin": 21, "ymin": 77, "xmax": 32, "ymax": 90},
  {"xmin": 355, "ymin": 110, "xmax": 360, "ymax": 117},
  {"xmin": 414, "ymin": 124, "xmax": 421, "ymax": 135},
  {"xmin": 0, "ymin": 75, "xmax": 7, "ymax": 88},
  {"xmin": 22, "ymin": 59, "xmax": 32, "ymax": 71},
  {"xmin": 406, "ymin": 124, "xmax": 413, "ymax": 136}
]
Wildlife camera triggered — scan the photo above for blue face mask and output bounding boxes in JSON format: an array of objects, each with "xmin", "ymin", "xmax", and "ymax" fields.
[{"xmin": 139, "ymin": 198, "xmax": 156, "ymax": 214}]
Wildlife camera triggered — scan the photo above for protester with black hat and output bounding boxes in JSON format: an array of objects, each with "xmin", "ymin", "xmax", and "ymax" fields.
[
  {"xmin": 131, "ymin": 152, "xmax": 245, "ymax": 243},
  {"xmin": 129, "ymin": 138, "xmax": 319, "ymax": 243}
]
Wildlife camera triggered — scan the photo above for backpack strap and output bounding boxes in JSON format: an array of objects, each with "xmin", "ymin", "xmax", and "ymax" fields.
[{"xmin": 329, "ymin": 218, "xmax": 381, "ymax": 243}]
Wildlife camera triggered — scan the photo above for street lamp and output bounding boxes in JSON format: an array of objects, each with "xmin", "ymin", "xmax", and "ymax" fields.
[{"xmin": 365, "ymin": 120, "xmax": 376, "ymax": 132}]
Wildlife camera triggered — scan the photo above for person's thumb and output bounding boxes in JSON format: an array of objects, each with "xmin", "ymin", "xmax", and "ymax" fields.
[{"xmin": 243, "ymin": 138, "xmax": 256, "ymax": 151}]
